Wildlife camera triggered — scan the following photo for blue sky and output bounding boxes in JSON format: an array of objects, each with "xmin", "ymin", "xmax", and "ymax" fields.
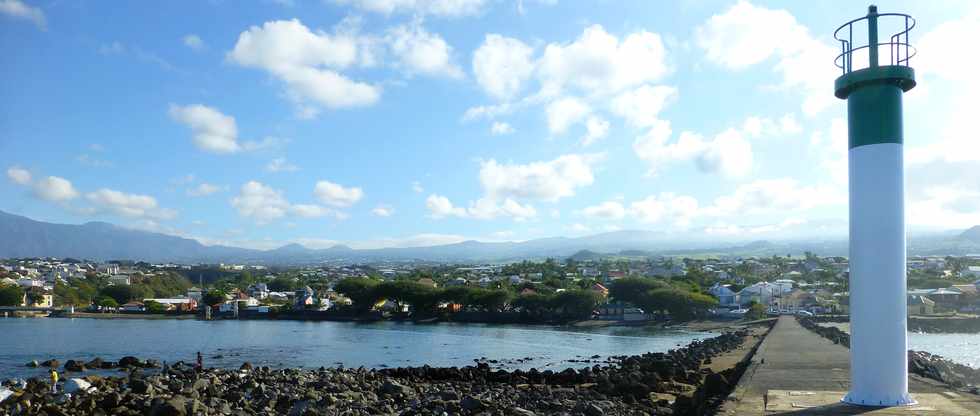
[{"xmin": 2, "ymin": 0, "xmax": 979, "ymax": 250}]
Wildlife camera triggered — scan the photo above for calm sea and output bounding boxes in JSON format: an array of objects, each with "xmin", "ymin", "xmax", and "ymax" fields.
[{"xmin": 0, "ymin": 317, "xmax": 716, "ymax": 380}]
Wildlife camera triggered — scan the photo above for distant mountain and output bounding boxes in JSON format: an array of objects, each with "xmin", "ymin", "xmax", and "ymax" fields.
[
  {"xmin": 960, "ymin": 226, "xmax": 980, "ymax": 243},
  {"xmin": 2, "ymin": 210, "xmax": 979, "ymax": 264}
]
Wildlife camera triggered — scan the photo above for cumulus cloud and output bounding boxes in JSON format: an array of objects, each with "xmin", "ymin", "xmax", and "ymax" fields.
[
  {"xmin": 86, "ymin": 188, "xmax": 176, "ymax": 220},
  {"xmin": 545, "ymin": 97, "xmax": 590, "ymax": 135},
  {"xmin": 334, "ymin": 0, "xmax": 488, "ymax": 18},
  {"xmin": 425, "ymin": 194, "xmax": 536, "ymax": 221},
  {"xmin": 387, "ymin": 23, "xmax": 463, "ymax": 78},
  {"xmin": 703, "ymin": 178, "xmax": 844, "ymax": 217},
  {"xmin": 426, "ymin": 194, "xmax": 467, "ymax": 218},
  {"xmin": 6, "ymin": 166, "xmax": 31, "ymax": 185},
  {"xmin": 183, "ymin": 34, "xmax": 205, "ymax": 51},
  {"xmin": 538, "ymin": 24, "xmax": 669, "ymax": 96},
  {"xmin": 169, "ymin": 104, "xmax": 241, "ymax": 154},
  {"xmin": 695, "ymin": 1, "xmax": 836, "ymax": 116},
  {"xmin": 610, "ymin": 85, "xmax": 677, "ymax": 127},
  {"xmin": 0, "ymin": 0, "xmax": 46, "ymax": 30},
  {"xmin": 629, "ymin": 193, "xmax": 700, "ymax": 226},
  {"xmin": 314, "ymin": 180, "xmax": 364, "ymax": 207},
  {"xmin": 479, "ymin": 153, "xmax": 599, "ymax": 202},
  {"xmin": 372, "ymin": 205, "xmax": 395, "ymax": 217},
  {"xmin": 633, "ymin": 121, "xmax": 753, "ymax": 178},
  {"xmin": 472, "ymin": 34, "xmax": 535, "ymax": 100},
  {"xmin": 231, "ymin": 181, "xmax": 291, "ymax": 224},
  {"xmin": 290, "ymin": 204, "xmax": 344, "ymax": 219},
  {"xmin": 490, "ymin": 121, "xmax": 515, "ymax": 135},
  {"xmin": 580, "ymin": 116, "xmax": 609, "ymax": 146},
  {"xmin": 187, "ymin": 183, "xmax": 221, "ymax": 197},
  {"xmin": 32, "ymin": 176, "xmax": 79, "ymax": 202},
  {"xmin": 228, "ymin": 19, "xmax": 380, "ymax": 115}
]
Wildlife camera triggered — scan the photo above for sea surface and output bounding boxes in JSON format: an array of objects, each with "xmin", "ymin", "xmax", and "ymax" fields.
[
  {"xmin": 820, "ymin": 322, "xmax": 980, "ymax": 369},
  {"xmin": 0, "ymin": 318, "xmax": 716, "ymax": 380}
]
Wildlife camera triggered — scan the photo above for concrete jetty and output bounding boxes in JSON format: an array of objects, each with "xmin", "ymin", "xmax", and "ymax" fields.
[{"xmin": 720, "ymin": 316, "xmax": 980, "ymax": 415}]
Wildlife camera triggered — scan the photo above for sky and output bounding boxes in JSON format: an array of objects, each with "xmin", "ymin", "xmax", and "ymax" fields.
[{"xmin": 2, "ymin": 0, "xmax": 979, "ymax": 250}]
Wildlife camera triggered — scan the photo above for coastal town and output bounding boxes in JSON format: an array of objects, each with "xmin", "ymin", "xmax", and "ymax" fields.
[{"xmin": 3, "ymin": 254, "xmax": 979, "ymax": 322}]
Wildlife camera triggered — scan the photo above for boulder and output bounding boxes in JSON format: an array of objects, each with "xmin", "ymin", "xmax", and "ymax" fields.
[
  {"xmin": 25, "ymin": 360, "xmax": 38, "ymax": 368},
  {"xmin": 460, "ymin": 395, "xmax": 487, "ymax": 412},
  {"xmin": 64, "ymin": 360, "xmax": 86, "ymax": 372},
  {"xmin": 40, "ymin": 359, "xmax": 60, "ymax": 368},
  {"xmin": 129, "ymin": 378, "xmax": 154, "ymax": 395},
  {"xmin": 379, "ymin": 381, "xmax": 412, "ymax": 397},
  {"xmin": 84, "ymin": 358, "xmax": 104, "ymax": 369},
  {"xmin": 118, "ymin": 356, "xmax": 142, "ymax": 368},
  {"xmin": 149, "ymin": 396, "xmax": 188, "ymax": 416}
]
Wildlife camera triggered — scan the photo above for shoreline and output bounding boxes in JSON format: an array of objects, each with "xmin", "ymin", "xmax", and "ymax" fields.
[{"xmin": 0, "ymin": 323, "xmax": 773, "ymax": 415}]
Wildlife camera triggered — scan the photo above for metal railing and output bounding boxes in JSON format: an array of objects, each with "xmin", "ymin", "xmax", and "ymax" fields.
[{"xmin": 834, "ymin": 7, "xmax": 916, "ymax": 74}]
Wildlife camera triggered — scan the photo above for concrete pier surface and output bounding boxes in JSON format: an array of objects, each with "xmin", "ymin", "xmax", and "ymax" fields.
[{"xmin": 719, "ymin": 316, "xmax": 980, "ymax": 415}]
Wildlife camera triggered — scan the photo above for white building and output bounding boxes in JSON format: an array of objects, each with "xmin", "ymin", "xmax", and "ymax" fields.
[
  {"xmin": 961, "ymin": 266, "xmax": 980, "ymax": 278},
  {"xmin": 109, "ymin": 275, "xmax": 131, "ymax": 285},
  {"xmin": 738, "ymin": 282, "xmax": 780, "ymax": 307}
]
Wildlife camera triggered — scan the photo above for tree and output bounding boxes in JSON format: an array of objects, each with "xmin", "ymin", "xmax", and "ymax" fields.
[
  {"xmin": 551, "ymin": 290, "xmax": 602, "ymax": 320},
  {"xmin": 745, "ymin": 301, "xmax": 767, "ymax": 320},
  {"xmin": 144, "ymin": 300, "xmax": 167, "ymax": 313},
  {"xmin": 97, "ymin": 297, "xmax": 119, "ymax": 309},
  {"xmin": 609, "ymin": 277, "xmax": 667, "ymax": 304},
  {"xmin": 100, "ymin": 285, "xmax": 136, "ymax": 305},
  {"xmin": 470, "ymin": 289, "xmax": 513, "ymax": 312},
  {"xmin": 0, "ymin": 285, "xmax": 24, "ymax": 306},
  {"xmin": 268, "ymin": 276, "xmax": 300, "ymax": 292},
  {"xmin": 334, "ymin": 278, "xmax": 380, "ymax": 312},
  {"xmin": 202, "ymin": 290, "xmax": 227, "ymax": 307}
]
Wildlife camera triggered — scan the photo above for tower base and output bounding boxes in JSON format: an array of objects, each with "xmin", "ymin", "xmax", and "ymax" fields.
[{"xmin": 841, "ymin": 392, "xmax": 917, "ymax": 407}]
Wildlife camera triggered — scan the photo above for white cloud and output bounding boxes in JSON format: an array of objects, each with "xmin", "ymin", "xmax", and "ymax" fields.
[
  {"xmin": 266, "ymin": 157, "xmax": 299, "ymax": 172},
  {"xmin": 580, "ymin": 116, "xmax": 609, "ymax": 146},
  {"xmin": 183, "ymin": 34, "xmax": 205, "ymax": 51},
  {"xmin": 570, "ymin": 223, "xmax": 590, "ymax": 233},
  {"xmin": 472, "ymin": 34, "xmax": 535, "ymax": 100},
  {"xmin": 479, "ymin": 153, "xmax": 599, "ymax": 202},
  {"xmin": 314, "ymin": 180, "xmax": 364, "ymax": 207},
  {"xmin": 538, "ymin": 24, "xmax": 669, "ymax": 96},
  {"xmin": 386, "ymin": 23, "xmax": 463, "ymax": 78},
  {"xmin": 742, "ymin": 113, "xmax": 802, "ymax": 138},
  {"xmin": 610, "ymin": 84, "xmax": 677, "ymax": 128},
  {"xmin": 187, "ymin": 183, "xmax": 221, "ymax": 197},
  {"xmin": 0, "ymin": 0, "xmax": 46, "ymax": 30},
  {"xmin": 490, "ymin": 121, "xmax": 515, "ymax": 135},
  {"xmin": 425, "ymin": 194, "xmax": 536, "ymax": 221},
  {"xmin": 426, "ymin": 194, "xmax": 467, "ymax": 218},
  {"xmin": 169, "ymin": 104, "xmax": 241, "ymax": 154},
  {"xmin": 411, "ymin": 181, "xmax": 424, "ymax": 193},
  {"xmin": 695, "ymin": 1, "xmax": 836, "ymax": 116},
  {"xmin": 582, "ymin": 201, "xmax": 625, "ymax": 220},
  {"xmin": 334, "ymin": 0, "xmax": 488, "ymax": 18},
  {"xmin": 633, "ymin": 121, "xmax": 753, "ymax": 178},
  {"xmin": 703, "ymin": 178, "xmax": 844, "ymax": 217},
  {"xmin": 231, "ymin": 181, "xmax": 290, "ymax": 224},
  {"xmin": 372, "ymin": 205, "xmax": 395, "ymax": 217},
  {"xmin": 32, "ymin": 176, "xmax": 79, "ymax": 202},
  {"xmin": 228, "ymin": 19, "xmax": 380, "ymax": 114},
  {"xmin": 545, "ymin": 97, "xmax": 590, "ymax": 135},
  {"xmin": 86, "ymin": 188, "xmax": 176, "ymax": 220},
  {"xmin": 289, "ymin": 204, "xmax": 336, "ymax": 218},
  {"xmin": 629, "ymin": 193, "xmax": 700, "ymax": 226},
  {"xmin": 6, "ymin": 166, "xmax": 31, "ymax": 185}
]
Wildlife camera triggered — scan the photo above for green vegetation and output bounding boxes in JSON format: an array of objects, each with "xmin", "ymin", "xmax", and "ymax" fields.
[
  {"xmin": 49, "ymin": 272, "xmax": 192, "ymax": 306},
  {"xmin": 143, "ymin": 300, "xmax": 167, "ymax": 313},
  {"xmin": 609, "ymin": 277, "xmax": 717, "ymax": 321},
  {"xmin": 0, "ymin": 284, "xmax": 24, "ymax": 306},
  {"xmin": 202, "ymin": 290, "xmax": 227, "ymax": 307}
]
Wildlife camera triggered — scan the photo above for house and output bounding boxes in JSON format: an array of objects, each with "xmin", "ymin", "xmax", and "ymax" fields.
[
  {"xmin": 773, "ymin": 279, "xmax": 795, "ymax": 294},
  {"xmin": 121, "ymin": 301, "xmax": 144, "ymax": 312},
  {"xmin": 446, "ymin": 277, "xmax": 468, "ymax": 287},
  {"xmin": 961, "ymin": 266, "xmax": 980, "ymax": 278},
  {"xmin": 97, "ymin": 264, "xmax": 120, "ymax": 275},
  {"xmin": 597, "ymin": 302, "xmax": 646, "ymax": 321},
  {"xmin": 738, "ymin": 281, "xmax": 780, "ymax": 307},
  {"xmin": 477, "ymin": 277, "xmax": 494, "ymax": 287},
  {"xmin": 908, "ymin": 295, "xmax": 935, "ymax": 316},
  {"xmin": 708, "ymin": 283, "xmax": 738, "ymax": 308},
  {"xmin": 508, "ymin": 275, "xmax": 523, "ymax": 285},
  {"xmin": 22, "ymin": 288, "xmax": 53, "ymax": 308},
  {"xmin": 247, "ymin": 283, "xmax": 269, "ymax": 300},
  {"xmin": 294, "ymin": 286, "xmax": 315, "ymax": 309},
  {"xmin": 143, "ymin": 298, "xmax": 198, "ymax": 312},
  {"xmin": 109, "ymin": 275, "xmax": 131, "ymax": 285}
]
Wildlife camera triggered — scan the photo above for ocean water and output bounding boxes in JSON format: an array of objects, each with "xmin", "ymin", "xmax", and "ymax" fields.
[{"xmin": 0, "ymin": 317, "xmax": 715, "ymax": 380}]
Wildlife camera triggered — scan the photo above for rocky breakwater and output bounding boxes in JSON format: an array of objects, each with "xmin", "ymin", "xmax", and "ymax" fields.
[
  {"xmin": 0, "ymin": 330, "xmax": 753, "ymax": 416},
  {"xmin": 796, "ymin": 316, "xmax": 980, "ymax": 394}
]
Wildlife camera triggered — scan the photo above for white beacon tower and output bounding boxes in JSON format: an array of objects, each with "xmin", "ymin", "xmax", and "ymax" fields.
[{"xmin": 833, "ymin": 5, "xmax": 917, "ymax": 407}]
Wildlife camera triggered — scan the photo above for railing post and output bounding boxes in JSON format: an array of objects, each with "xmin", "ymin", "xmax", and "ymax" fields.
[{"xmin": 867, "ymin": 5, "xmax": 879, "ymax": 67}]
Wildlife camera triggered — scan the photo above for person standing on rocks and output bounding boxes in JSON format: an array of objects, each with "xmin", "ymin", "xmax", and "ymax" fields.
[
  {"xmin": 49, "ymin": 368, "xmax": 58, "ymax": 394},
  {"xmin": 195, "ymin": 351, "xmax": 203, "ymax": 372}
]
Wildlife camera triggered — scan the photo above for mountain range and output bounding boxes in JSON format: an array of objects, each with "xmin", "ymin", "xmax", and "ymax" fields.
[{"xmin": 1, "ymin": 210, "xmax": 978, "ymax": 264}]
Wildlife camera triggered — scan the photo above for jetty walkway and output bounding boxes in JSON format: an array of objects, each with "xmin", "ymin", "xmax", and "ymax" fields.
[{"xmin": 720, "ymin": 316, "xmax": 980, "ymax": 415}]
